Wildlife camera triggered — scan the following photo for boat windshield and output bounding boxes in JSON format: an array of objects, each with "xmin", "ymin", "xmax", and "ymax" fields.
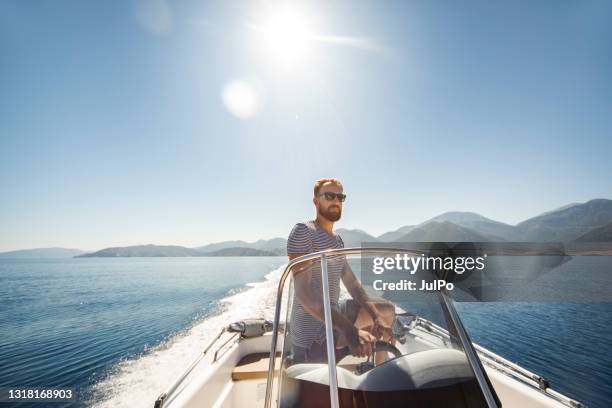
[{"xmin": 266, "ymin": 248, "xmax": 500, "ymax": 408}]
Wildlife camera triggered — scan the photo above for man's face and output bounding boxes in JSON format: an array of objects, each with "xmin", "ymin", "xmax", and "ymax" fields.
[{"xmin": 314, "ymin": 183, "xmax": 344, "ymax": 222}]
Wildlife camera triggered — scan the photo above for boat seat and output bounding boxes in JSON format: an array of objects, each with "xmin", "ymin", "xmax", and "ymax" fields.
[
  {"xmin": 285, "ymin": 349, "xmax": 473, "ymax": 391},
  {"xmin": 232, "ymin": 352, "xmax": 281, "ymax": 381}
]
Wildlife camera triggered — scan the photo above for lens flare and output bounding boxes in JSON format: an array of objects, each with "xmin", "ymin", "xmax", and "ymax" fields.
[{"xmin": 221, "ymin": 80, "xmax": 261, "ymax": 120}]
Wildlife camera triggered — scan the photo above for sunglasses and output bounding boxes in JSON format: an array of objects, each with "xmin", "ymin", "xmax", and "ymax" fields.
[{"xmin": 318, "ymin": 192, "xmax": 347, "ymax": 202}]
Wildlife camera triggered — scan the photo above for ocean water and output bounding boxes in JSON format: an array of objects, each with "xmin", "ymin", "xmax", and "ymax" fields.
[
  {"xmin": 0, "ymin": 256, "xmax": 610, "ymax": 407},
  {"xmin": 0, "ymin": 257, "xmax": 287, "ymax": 408},
  {"xmin": 456, "ymin": 302, "xmax": 612, "ymax": 408}
]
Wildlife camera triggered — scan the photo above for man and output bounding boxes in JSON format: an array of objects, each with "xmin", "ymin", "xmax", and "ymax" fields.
[{"xmin": 286, "ymin": 178, "xmax": 392, "ymax": 364}]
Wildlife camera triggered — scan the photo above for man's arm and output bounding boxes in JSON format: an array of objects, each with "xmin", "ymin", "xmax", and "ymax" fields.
[
  {"xmin": 341, "ymin": 262, "xmax": 378, "ymax": 318},
  {"xmin": 289, "ymin": 253, "xmax": 374, "ymax": 357},
  {"xmin": 341, "ymin": 262, "xmax": 394, "ymax": 341}
]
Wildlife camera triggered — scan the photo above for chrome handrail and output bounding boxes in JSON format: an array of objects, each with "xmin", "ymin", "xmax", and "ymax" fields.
[
  {"xmin": 320, "ymin": 253, "xmax": 340, "ymax": 408},
  {"xmin": 155, "ymin": 327, "xmax": 228, "ymax": 408},
  {"xmin": 263, "ymin": 247, "xmax": 423, "ymax": 407},
  {"xmin": 441, "ymin": 289, "xmax": 499, "ymax": 407},
  {"xmin": 263, "ymin": 246, "xmax": 500, "ymax": 408}
]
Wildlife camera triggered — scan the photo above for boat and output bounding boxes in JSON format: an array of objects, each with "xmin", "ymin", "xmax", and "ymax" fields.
[{"xmin": 153, "ymin": 247, "xmax": 586, "ymax": 408}]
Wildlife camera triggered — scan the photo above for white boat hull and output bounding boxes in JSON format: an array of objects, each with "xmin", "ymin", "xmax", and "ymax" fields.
[{"xmin": 160, "ymin": 328, "xmax": 580, "ymax": 408}]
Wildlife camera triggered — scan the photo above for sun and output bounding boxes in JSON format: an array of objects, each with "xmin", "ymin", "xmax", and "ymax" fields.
[{"xmin": 255, "ymin": 8, "xmax": 315, "ymax": 68}]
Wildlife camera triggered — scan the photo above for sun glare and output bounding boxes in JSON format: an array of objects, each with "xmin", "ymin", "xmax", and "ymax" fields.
[{"xmin": 258, "ymin": 9, "xmax": 314, "ymax": 67}]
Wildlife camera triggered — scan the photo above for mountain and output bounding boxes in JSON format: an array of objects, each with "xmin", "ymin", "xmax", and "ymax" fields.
[
  {"xmin": 378, "ymin": 212, "xmax": 515, "ymax": 242},
  {"xmin": 0, "ymin": 247, "xmax": 85, "ymax": 259},
  {"xmin": 78, "ymin": 244, "xmax": 202, "ymax": 257},
  {"xmin": 394, "ymin": 221, "xmax": 494, "ymax": 242},
  {"xmin": 335, "ymin": 228, "xmax": 378, "ymax": 247},
  {"xmin": 196, "ymin": 240, "xmax": 253, "ymax": 253},
  {"xmin": 537, "ymin": 202, "xmax": 581, "ymax": 217},
  {"xmin": 423, "ymin": 212, "xmax": 516, "ymax": 240},
  {"xmin": 574, "ymin": 222, "xmax": 612, "ymax": 242},
  {"xmin": 378, "ymin": 225, "xmax": 415, "ymax": 242},
  {"xmin": 201, "ymin": 247, "xmax": 279, "ymax": 256},
  {"xmin": 269, "ymin": 247, "xmax": 287, "ymax": 256},
  {"xmin": 9, "ymin": 199, "xmax": 612, "ymax": 257},
  {"xmin": 516, "ymin": 199, "xmax": 612, "ymax": 241},
  {"xmin": 250, "ymin": 238, "xmax": 287, "ymax": 251},
  {"xmin": 196, "ymin": 238, "xmax": 287, "ymax": 253}
]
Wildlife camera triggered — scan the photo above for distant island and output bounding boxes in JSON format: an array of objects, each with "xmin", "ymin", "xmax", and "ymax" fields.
[
  {"xmin": 77, "ymin": 245, "xmax": 204, "ymax": 258},
  {"xmin": 0, "ymin": 247, "xmax": 85, "ymax": 259},
  {"xmin": 2, "ymin": 198, "xmax": 611, "ymax": 258},
  {"xmin": 76, "ymin": 245, "xmax": 282, "ymax": 258},
  {"xmin": 201, "ymin": 247, "xmax": 282, "ymax": 257}
]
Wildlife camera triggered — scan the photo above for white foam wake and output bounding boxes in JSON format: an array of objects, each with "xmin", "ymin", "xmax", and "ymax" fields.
[{"xmin": 89, "ymin": 264, "xmax": 285, "ymax": 408}]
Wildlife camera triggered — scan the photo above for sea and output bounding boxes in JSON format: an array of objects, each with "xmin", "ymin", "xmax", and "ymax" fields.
[{"xmin": 0, "ymin": 256, "xmax": 610, "ymax": 408}]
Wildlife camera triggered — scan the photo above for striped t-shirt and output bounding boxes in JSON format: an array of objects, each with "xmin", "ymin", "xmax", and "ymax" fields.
[{"xmin": 286, "ymin": 220, "xmax": 346, "ymax": 348}]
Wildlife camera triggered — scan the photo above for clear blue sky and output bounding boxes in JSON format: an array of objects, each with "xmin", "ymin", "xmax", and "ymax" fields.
[{"xmin": 1, "ymin": 0, "xmax": 611, "ymax": 251}]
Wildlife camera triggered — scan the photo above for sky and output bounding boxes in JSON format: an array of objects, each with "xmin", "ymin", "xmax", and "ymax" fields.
[{"xmin": 1, "ymin": 0, "xmax": 611, "ymax": 252}]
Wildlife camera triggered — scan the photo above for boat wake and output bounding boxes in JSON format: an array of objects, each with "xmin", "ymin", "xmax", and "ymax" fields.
[{"xmin": 89, "ymin": 264, "xmax": 286, "ymax": 408}]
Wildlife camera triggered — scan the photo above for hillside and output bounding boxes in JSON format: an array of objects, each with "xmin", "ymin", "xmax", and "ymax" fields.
[
  {"xmin": 335, "ymin": 228, "xmax": 378, "ymax": 247},
  {"xmin": 0, "ymin": 247, "xmax": 85, "ymax": 259},
  {"xmin": 78, "ymin": 244, "xmax": 202, "ymax": 257},
  {"xmin": 424, "ymin": 211, "xmax": 516, "ymax": 240},
  {"xmin": 378, "ymin": 225, "xmax": 415, "ymax": 242},
  {"xmin": 574, "ymin": 222, "xmax": 612, "ymax": 242},
  {"xmin": 516, "ymin": 199, "xmax": 612, "ymax": 241},
  {"xmin": 201, "ymin": 247, "xmax": 279, "ymax": 256},
  {"xmin": 395, "ymin": 221, "xmax": 494, "ymax": 242},
  {"xmin": 10, "ymin": 198, "xmax": 612, "ymax": 257},
  {"xmin": 196, "ymin": 237, "xmax": 286, "ymax": 253}
]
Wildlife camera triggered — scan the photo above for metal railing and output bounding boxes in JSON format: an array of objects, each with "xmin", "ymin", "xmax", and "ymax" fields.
[
  {"xmin": 154, "ymin": 327, "xmax": 230, "ymax": 408},
  {"xmin": 155, "ymin": 319, "xmax": 271, "ymax": 408},
  {"xmin": 263, "ymin": 246, "xmax": 501, "ymax": 408}
]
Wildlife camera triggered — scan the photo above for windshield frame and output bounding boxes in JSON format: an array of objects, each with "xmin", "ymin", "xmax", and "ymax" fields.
[{"xmin": 264, "ymin": 247, "xmax": 501, "ymax": 408}]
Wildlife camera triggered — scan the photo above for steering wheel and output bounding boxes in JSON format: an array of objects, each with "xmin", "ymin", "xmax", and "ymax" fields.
[
  {"xmin": 338, "ymin": 340, "xmax": 402, "ymax": 360},
  {"xmin": 338, "ymin": 340, "xmax": 402, "ymax": 375},
  {"xmin": 373, "ymin": 340, "xmax": 402, "ymax": 360}
]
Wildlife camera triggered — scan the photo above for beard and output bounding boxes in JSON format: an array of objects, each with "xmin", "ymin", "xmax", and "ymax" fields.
[{"xmin": 319, "ymin": 205, "xmax": 342, "ymax": 222}]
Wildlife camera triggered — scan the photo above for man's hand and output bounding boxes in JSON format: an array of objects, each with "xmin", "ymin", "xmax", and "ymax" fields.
[
  {"xmin": 342, "ymin": 265, "xmax": 396, "ymax": 343},
  {"xmin": 372, "ymin": 315, "xmax": 394, "ymax": 343},
  {"xmin": 345, "ymin": 326, "xmax": 376, "ymax": 357},
  {"xmin": 365, "ymin": 300, "xmax": 395, "ymax": 342}
]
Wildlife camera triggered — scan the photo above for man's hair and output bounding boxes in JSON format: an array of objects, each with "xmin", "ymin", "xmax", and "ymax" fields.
[{"xmin": 314, "ymin": 178, "xmax": 343, "ymax": 197}]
